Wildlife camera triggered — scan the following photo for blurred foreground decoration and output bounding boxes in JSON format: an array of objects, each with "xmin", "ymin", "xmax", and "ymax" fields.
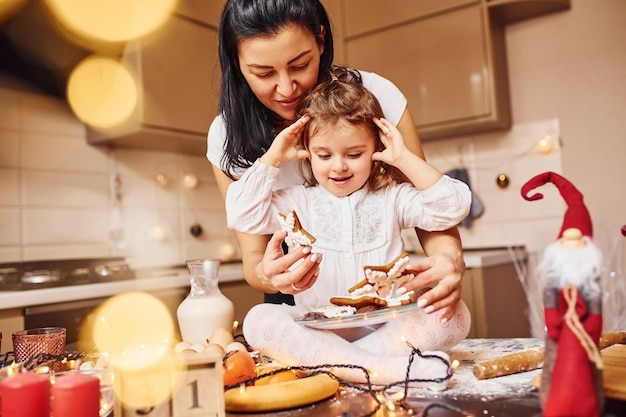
[
  {"xmin": 521, "ymin": 172, "xmax": 604, "ymax": 417},
  {"xmin": 43, "ymin": 0, "xmax": 178, "ymax": 47},
  {"xmin": 85, "ymin": 291, "xmax": 187, "ymax": 411},
  {"xmin": 66, "ymin": 55, "xmax": 138, "ymax": 128},
  {"xmin": 0, "ymin": 0, "xmax": 27, "ymax": 24}
]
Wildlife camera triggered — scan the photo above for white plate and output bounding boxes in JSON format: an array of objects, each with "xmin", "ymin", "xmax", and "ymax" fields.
[{"xmin": 295, "ymin": 303, "xmax": 418, "ymax": 330}]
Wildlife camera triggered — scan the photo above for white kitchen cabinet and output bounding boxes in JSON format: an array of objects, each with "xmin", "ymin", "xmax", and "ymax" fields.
[{"xmin": 87, "ymin": 12, "xmax": 219, "ymax": 155}]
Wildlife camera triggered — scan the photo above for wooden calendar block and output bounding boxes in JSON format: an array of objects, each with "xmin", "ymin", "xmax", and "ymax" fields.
[
  {"xmin": 171, "ymin": 350, "xmax": 225, "ymax": 417},
  {"xmin": 117, "ymin": 350, "xmax": 224, "ymax": 417}
]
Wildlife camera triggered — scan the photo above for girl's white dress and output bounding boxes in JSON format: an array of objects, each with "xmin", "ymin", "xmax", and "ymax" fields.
[{"xmin": 226, "ymin": 160, "xmax": 471, "ymax": 311}]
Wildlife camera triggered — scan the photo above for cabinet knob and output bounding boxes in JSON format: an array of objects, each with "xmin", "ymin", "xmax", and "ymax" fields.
[{"xmin": 190, "ymin": 223, "xmax": 203, "ymax": 237}]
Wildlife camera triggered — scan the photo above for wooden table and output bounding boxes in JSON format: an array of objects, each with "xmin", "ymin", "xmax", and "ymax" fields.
[{"xmin": 226, "ymin": 338, "xmax": 626, "ymax": 417}]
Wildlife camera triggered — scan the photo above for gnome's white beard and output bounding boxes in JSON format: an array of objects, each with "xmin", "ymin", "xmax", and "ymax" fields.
[{"xmin": 539, "ymin": 238, "xmax": 602, "ymax": 301}]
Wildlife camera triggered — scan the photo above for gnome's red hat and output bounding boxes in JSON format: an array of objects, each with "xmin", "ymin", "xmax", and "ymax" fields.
[{"xmin": 521, "ymin": 171, "xmax": 593, "ymax": 239}]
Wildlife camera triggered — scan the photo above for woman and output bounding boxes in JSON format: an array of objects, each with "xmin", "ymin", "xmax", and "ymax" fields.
[{"xmin": 207, "ymin": 0, "xmax": 466, "ymax": 325}]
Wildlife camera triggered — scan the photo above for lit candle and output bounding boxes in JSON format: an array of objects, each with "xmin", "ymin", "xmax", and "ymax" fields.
[
  {"xmin": 0, "ymin": 372, "xmax": 50, "ymax": 417},
  {"xmin": 51, "ymin": 372, "xmax": 100, "ymax": 417}
]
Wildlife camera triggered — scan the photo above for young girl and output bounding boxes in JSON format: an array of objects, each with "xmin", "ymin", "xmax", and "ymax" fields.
[
  {"xmin": 208, "ymin": 0, "xmax": 467, "ymax": 324},
  {"xmin": 225, "ymin": 74, "xmax": 472, "ymax": 386}
]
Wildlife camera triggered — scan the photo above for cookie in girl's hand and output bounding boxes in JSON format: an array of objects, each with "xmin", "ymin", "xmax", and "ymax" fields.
[{"xmin": 278, "ymin": 210, "xmax": 316, "ymax": 247}]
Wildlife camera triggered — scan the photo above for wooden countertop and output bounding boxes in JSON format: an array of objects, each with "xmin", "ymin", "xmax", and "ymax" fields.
[
  {"xmin": 225, "ymin": 338, "xmax": 545, "ymax": 417},
  {"xmin": 225, "ymin": 337, "xmax": 625, "ymax": 417}
]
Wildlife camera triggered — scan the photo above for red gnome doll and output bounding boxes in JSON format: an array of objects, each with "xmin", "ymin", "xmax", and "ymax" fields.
[{"xmin": 521, "ymin": 172, "xmax": 604, "ymax": 417}]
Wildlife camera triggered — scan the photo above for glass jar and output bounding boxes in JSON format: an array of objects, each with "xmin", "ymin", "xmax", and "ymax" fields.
[{"xmin": 176, "ymin": 259, "xmax": 235, "ymax": 345}]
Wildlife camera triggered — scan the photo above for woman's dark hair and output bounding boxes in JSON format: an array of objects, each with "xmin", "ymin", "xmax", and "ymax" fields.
[
  {"xmin": 296, "ymin": 68, "xmax": 397, "ymax": 191},
  {"xmin": 218, "ymin": 0, "xmax": 334, "ymax": 178}
]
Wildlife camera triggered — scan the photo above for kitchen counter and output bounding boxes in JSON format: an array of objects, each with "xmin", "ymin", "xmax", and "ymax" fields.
[
  {"xmin": 0, "ymin": 262, "xmax": 244, "ymax": 309},
  {"xmin": 409, "ymin": 247, "xmax": 526, "ymax": 269},
  {"xmin": 0, "ymin": 248, "xmax": 523, "ymax": 310}
]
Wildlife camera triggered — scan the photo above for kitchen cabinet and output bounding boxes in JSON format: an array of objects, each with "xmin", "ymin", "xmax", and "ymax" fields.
[
  {"xmin": 86, "ymin": 12, "xmax": 219, "ymax": 155},
  {"xmin": 408, "ymin": 249, "xmax": 531, "ymax": 338},
  {"xmin": 0, "ymin": 308, "xmax": 25, "ymax": 353},
  {"xmin": 462, "ymin": 260, "xmax": 531, "ymax": 338},
  {"xmin": 340, "ymin": 0, "xmax": 477, "ymax": 38},
  {"xmin": 338, "ymin": 0, "xmax": 569, "ymax": 141},
  {"xmin": 487, "ymin": 0, "xmax": 571, "ymax": 24},
  {"xmin": 220, "ymin": 280, "xmax": 264, "ymax": 328},
  {"xmin": 344, "ymin": 1, "xmax": 511, "ymax": 140},
  {"xmin": 174, "ymin": 0, "xmax": 225, "ymax": 27}
]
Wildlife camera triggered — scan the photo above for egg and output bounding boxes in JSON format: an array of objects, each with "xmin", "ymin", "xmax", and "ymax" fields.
[
  {"xmin": 204, "ymin": 343, "xmax": 226, "ymax": 357},
  {"xmin": 225, "ymin": 341, "xmax": 248, "ymax": 353},
  {"xmin": 209, "ymin": 327, "xmax": 234, "ymax": 350}
]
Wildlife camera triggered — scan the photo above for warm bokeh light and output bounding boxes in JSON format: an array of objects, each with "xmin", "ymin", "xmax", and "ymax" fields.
[
  {"xmin": 0, "ymin": 0, "xmax": 26, "ymax": 24},
  {"xmin": 536, "ymin": 136, "xmax": 555, "ymax": 154},
  {"xmin": 90, "ymin": 291, "xmax": 175, "ymax": 359},
  {"xmin": 89, "ymin": 291, "xmax": 186, "ymax": 409},
  {"xmin": 43, "ymin": 0, "xmax": 177, "ymax": 43},
  {"xmin": 67, "ymin": 55, "xmax": 138, "ymax": 128}
]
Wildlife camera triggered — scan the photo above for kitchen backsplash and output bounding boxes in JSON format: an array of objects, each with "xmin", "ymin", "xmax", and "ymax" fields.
[
  {"xmin": 1, "ymin": 85, "xmax": 565, "ymax": 269},
  {"xmin": 0, "ymin": 85, "xmax": 239, "ymax": 268}
]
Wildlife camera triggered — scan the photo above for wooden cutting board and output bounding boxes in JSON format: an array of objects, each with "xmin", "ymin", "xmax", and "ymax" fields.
[{"xmin": 602, "ymin": 344, "xmax": 626, "ymax": 401}]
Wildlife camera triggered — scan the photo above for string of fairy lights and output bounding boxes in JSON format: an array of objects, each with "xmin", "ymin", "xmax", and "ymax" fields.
[{"xmin": 2, "ymin": 344, "xmax": 470, "ymax": 417}]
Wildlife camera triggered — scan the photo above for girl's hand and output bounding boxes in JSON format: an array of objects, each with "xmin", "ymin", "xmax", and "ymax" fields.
[
  {"xmin": 260, "ymin": 116, "xmax": 310, "ymax": 168},
  {"xmin": 401, "ymin": 254, "xmax": 464, "ymax": 324},
  {"xmin": 257, "ymin": 231, "xmax": 321, "ymax": 295},
  {"xmin": 372, "ymin": 117, "xmax": 410, "ymax": 167}
]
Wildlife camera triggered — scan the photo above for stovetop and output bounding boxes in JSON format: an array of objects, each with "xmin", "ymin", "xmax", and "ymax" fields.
[{"xmin": 0, "ymin": 257, "xmax": 135, "ymax": 291}]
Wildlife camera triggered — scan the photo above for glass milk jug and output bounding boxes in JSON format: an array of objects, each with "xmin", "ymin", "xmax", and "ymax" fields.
[{"xmin": 176, "ymin": 259, "xmax": 235, "ymax": 345}]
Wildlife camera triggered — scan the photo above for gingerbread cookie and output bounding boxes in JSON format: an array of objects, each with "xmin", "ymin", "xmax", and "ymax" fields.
[
  {"xmin": 278, "ymin": 210, "xmax": 316, "ymax": 247},
  {"xmin": 332, "ymin": 252, "xmax": 416, "ymax": 310},
  {"xmin": 330, "ymin": 295, "xmax": 388, "ymax": 310}
]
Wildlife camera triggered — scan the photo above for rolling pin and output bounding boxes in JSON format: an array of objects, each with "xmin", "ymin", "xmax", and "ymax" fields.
[
  {"xmin": 472, "ymin": 347, "xmax": 545, "ymax": 380},
  {"xmin": 472, "ymin": 331, "xmax": 626, "ymax": 380}
]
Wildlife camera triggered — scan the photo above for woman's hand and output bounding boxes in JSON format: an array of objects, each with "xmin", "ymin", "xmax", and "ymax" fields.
[
  {"xmin": 257, "ymin": 231, "xmax": 322, "ymax": 294},
  {"xmin": 259, "ymin": 116, "xmax": 310, "ymax": 168},
  {"xmin": 402, "ymin": 253, "xmax": 464, "ymax": 324}
]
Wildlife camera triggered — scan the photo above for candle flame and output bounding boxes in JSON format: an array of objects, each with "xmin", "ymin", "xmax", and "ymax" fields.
[
  {"xmin": 239, "ymin": 383, "xmax": 246, "ymax": 394},
  {"xmin": 34, "ymin": 366, "xmax": 50, "ymax": 374},
  {"xmin": 452, "ymin": 359, "xmax": 460, "ymax": 370},
  {"xmin": 6, "ymin": 363, "xmax": 20, "ymax": 376},
  {"xmin": 232, "ymin": 320, "xmax": 239, "ymax": 334}
]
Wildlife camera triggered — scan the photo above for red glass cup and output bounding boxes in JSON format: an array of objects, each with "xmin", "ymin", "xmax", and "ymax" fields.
[{"xmin": 11, "ymin": 327, "xmax": 66, "ymax": 364}]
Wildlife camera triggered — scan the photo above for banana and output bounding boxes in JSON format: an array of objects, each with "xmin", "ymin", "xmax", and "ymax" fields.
[{"xmin": 223, "ymin": 373, "xmax": 339, "ymax": 412}]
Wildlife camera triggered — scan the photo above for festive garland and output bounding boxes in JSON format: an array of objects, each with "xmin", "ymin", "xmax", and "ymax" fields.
[
  {"xmin": 225, "ymin": 342, "xmax": 469, "ymax": 417},
  {"xmin": 2, "ymin": 344, "xmax": 470, "ymax": 417}
]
